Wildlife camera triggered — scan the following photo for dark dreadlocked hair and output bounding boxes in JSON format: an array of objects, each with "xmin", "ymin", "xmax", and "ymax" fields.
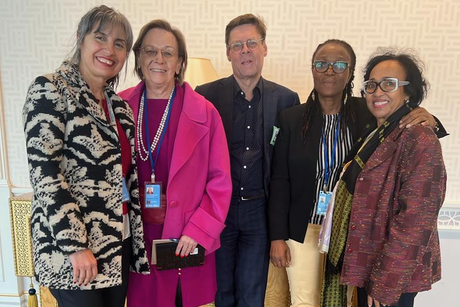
[{"xmin": 301, "ymin": 39, "xmax": 357, "ymax": 141}]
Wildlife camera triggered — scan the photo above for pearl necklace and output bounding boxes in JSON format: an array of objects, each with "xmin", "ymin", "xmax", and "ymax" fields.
[{"xmin": 136, "ymin": 86, "xmax": 175, "ymax": 162}]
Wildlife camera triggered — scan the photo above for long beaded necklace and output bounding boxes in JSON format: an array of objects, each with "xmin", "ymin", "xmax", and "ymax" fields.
[{"xmin": 136, "ymin": 86, "xmax": 175, "ymax": 162}]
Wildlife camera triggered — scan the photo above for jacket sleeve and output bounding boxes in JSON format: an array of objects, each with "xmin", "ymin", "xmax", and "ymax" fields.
[
  {"xmin": 433, "ymin": 115, "xmax": 448, "ymax": 138},
  {"xmin": 367, "ymin": 127, "xmax": 446, "ymax": 305},
  {"xmin": 194, "ymin": 85, "xmax": 203, "ymax": 94},
  {"xmin": 182, "ymin": 111, "xmax": 232, "ymax": 252},
  {"xmin": 293, "ymin": 92, "xmax": 301, "ymax": 107},
  {"xmin": 268, "ymin": 110, "xmax": 291, "ymax": 241},
  {"xmin": 23, "ymin": 76, "xmax": 88, "ymax": 254}
]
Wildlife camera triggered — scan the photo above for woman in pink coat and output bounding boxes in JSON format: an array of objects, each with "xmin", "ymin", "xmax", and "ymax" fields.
[{"xmin": 119, "ymin": 19, "xmax": 232, "ymax": 307}]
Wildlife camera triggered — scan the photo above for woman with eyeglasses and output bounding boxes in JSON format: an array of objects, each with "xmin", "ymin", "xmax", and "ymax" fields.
[
  {"xmin": 118, "ymin": 19, "xmax": 231, "ymax": 307},
  {"xmin": 268, "ymin": 39, "xmax": 446, "ymax": 307},
  {"xmin": 23, "ymin": 5, "xmax": 150, "ymax": 307},
  {"xmin": 321, "ymin": 50, "xmax": 446, "ymax": 307}
]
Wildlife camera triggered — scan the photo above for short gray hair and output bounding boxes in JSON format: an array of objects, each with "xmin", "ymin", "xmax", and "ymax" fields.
[{"xmin": 69, "ymin": 5, "xmax": 133, "ymax": 87}]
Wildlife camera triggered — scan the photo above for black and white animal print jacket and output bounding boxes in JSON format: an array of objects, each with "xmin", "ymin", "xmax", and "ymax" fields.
[{"xmin": 23, "ymin": 62, "xmax": 149, "ymax": 290}]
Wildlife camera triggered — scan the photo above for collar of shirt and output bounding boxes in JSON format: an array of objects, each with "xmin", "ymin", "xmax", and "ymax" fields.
[{"xmin": 232, "ymin": 76, "xmax": 263, "ymax": 100}]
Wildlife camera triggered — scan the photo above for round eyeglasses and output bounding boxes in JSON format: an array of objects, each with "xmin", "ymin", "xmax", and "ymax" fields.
[
  {"xmin": 363, "ymin": 77, "xmax": 410, "ymax": 94},
  {"xmin": 312, "ymin": 61, "xmax": 349, "ymax": 74},
  {"xmin": 141, "ymin": 46, "xmax": 176, "ymax": 59},
  {"xmin": 228, "ymin": 38, "xmax": 265, "ymax": 54}
]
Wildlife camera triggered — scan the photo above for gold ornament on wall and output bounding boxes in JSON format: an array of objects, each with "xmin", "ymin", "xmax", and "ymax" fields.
[
  {"xmin": 9, "ymin": 193, "xmax": 34, "ymax": 277},
  {"xmin": 9, "ymin": 193, "xmax": 57, "ymax": 307}
]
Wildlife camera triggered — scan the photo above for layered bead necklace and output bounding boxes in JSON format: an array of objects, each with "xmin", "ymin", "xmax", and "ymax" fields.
[{"xmin": 136, "ymin": 86, "xmax": 175, "ymax": 162}]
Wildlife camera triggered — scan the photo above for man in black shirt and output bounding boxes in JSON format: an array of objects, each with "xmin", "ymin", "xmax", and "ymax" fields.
[{"xmin": 196, "ymin": 14, "xmax": 300, "ymax": 307}]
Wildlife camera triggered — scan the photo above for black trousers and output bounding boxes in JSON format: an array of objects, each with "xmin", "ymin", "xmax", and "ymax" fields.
[
  {"xmin": 215, "ymin": 197, "xmax": 269, "ymax": 307},
  {"xmin": 357, "ymin": 287, "xmax": 417, "ymax": 307},
  {"xmin": 50, "ymin": 237, "xmax": 132, "ymax": 307}
]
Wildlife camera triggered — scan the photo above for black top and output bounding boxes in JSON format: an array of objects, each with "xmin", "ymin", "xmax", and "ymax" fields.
[{"xmin": 231, "ymin": 78, "xmax": 264, "ymax": 197}]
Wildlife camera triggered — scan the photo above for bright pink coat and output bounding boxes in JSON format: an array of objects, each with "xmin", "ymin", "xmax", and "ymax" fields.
[
  {"xmin": 119, "ymin": 81, "xmax": 232, "ymax": 253},
  {"xmin": 119, "ymin": 81, "xmax": 232, "ymax": 307}
]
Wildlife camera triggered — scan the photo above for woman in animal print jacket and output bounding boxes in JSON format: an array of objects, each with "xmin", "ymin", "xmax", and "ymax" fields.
[{"xmin": 22, "ymin": 5, "xmax": 149, "ymax": 307}]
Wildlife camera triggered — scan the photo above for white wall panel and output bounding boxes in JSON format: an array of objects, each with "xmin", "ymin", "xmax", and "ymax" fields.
[
  {"xmin": 0, "ymin": 0, "xmax": 459, "ymax": 305},
  {"xmin": 1, "ymin": 0, "xmax": 459, "ymax": 202}
]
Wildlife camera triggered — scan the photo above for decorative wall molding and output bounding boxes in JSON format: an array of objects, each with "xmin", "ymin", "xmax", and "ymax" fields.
[
  {"xmin": 438, "ymin": 204, "xmax": 460, "ymax": 230},
  {"xmin": 10, "ymin": 187, "xmax": 32, "ymax": 198},
  {"xmin": 0, "ymin": 67, "xmax": 9, "ymax": 183},
  {"xmin": 0, "ymin": 66, "xmax": 10, "ymax": 287},
  {"xmin": 0, "ymin": 183, "xmax": 23, "ymax": 300},
  {"xmin": 0, "ymin": 295, "xmax": 22, "ymax": 306}
]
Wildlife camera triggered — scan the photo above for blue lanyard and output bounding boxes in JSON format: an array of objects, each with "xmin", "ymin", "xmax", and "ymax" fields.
[
  {"xmin": 143, "ymin": 86, "xmax": 176, "ymax": 181},
  {"xmin": 322, "ymin": 114, "xmax": 341, "ymax": 190}
]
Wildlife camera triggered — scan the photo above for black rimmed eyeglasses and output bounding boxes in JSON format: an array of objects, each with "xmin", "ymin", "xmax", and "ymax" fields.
[
  {"xmin": 312, "ymin": 61, "xmax": 349, "ymax": 74},
  {"xmin": 363, "ymin": 77, "xmax": 410, "ymax": 94},
  {"xmin": 227, "ymin": 38, "xmax": 265, "ymax": 54}
]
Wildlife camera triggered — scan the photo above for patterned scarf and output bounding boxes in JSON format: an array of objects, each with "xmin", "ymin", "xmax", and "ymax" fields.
[{"xmin": 321, "ymin": 103, "xmax": 411, "ymax": 307}]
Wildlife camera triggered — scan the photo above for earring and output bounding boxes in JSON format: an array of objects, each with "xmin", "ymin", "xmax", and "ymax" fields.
[
  {"xmin": 343, "ymin": 93, "xmax": 348, "ymax": 105},
  {"xmin": 404, "ymin": 98, "xmax": 410, "ymax": 104},
  {"xmin": 311, "ymin": 91, "xmax": 316, "ymax": 101}
]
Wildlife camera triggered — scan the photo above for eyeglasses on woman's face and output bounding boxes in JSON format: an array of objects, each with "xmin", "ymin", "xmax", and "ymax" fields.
[
  {"xmin": 312, "ymin": 60, "xmax": 349, "ymax": 74},
  {"xmin": 363, "ymin": 77, "xmax": 410, "ymax": 95},
  {"xmin": 141, "ymin": 45, "xmax": 177, "ymax": 59}
]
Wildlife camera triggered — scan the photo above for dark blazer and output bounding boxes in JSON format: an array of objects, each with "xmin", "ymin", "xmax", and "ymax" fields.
[
  {"xmin": 196, "ymin": 76, "xmax": 300, "ymax": 198},
  {"xmin": 268, "ymin": 98, "xmax": 374, "ymax": 243}
]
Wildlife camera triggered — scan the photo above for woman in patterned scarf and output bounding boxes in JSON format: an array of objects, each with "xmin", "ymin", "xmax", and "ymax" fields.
[
  {"xmin": 23, "ymin": 5, "xmax": 149, "ymax": 307},
  {"xmin": 322, "ymin": 50, "xmax": 447, "ymax": 307}
]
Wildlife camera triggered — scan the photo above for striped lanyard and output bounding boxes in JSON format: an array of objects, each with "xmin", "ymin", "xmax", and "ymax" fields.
[{"xmin": 322, "ymin": 114, "xmax": 341, "ymax": 191}]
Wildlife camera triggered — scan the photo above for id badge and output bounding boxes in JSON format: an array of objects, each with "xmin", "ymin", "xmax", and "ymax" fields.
[
  {"xmin": 270, "ymin": 126, "xmax": 280, "ymax": 146},
  {"xmin": 317, "ymin": 191, "xmax": 332, "ymax": 216},
  {"xmin": 145, "ymin": 181, "xmax": 162, "ymax": 208},
  {"xmin": 122, "ymin": 178, "xmax": 130, "ymax": 202}
]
